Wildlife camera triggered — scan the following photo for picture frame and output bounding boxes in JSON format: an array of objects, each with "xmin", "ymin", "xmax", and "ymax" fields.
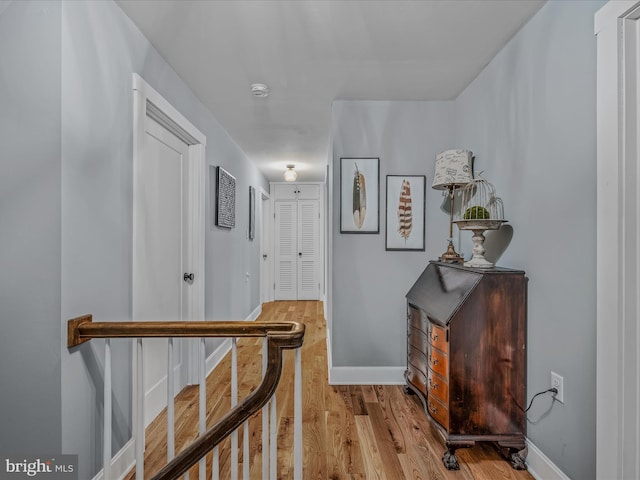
[
  {"xmin": 248, "ymin": 186, "xmax": 255, "ymax": 240},
  {"xmin": 385, "ymin": 175, "xmax": 426, "ymax": 251},
  {"xmin": 340, "ymin": 157, "xmax": 380, "ymax": 233},
  {"xmin": 215, "ymin": 166, "xmax": 236, "ymax": 228}
]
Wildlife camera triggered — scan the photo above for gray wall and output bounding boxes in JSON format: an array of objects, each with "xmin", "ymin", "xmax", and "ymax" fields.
[
  {"xmin": 455, "ymin": 2, "xmax": 603, "ymax": 478},
  {"xmin": 330, "ymin": 1, "xmax": 603, "ymax": 478},
  {"xmin": 1, "ymin": 1, "xmax": 267, "ymax": 478},
  {"xmin": 61, "ymin": 2, "xmax": 268, "ymax": 477},
  {"xmin": 331, "ymin": 101, "xmax": 455, "ymax": 367},
  {"xmin": 0, "ymin": 0, "xmax": 62, "ymax": 454}
]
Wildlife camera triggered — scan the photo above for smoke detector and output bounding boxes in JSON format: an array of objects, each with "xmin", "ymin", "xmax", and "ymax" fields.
[{"xmin": 251, "ymin": 83, "xmax": 269, "ymax": 98}]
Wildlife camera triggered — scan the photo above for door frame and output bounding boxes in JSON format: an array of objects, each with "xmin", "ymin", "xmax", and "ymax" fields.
[
  {"xmin": 259, "ymin": 187, "xmax": 273, "ymax": 304},
  {"xmin": 595, "ymin": 2, "xmax": 640, "ymax": 478},
  {"xmin": 132, "ymin": 74, "xmax": 206, "ymax": 425}
]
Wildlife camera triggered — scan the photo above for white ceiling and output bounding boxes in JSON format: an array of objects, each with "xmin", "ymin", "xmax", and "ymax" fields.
[{"xmin": 117, "ymin": 0, "xmax": 545, "ymax": 182}]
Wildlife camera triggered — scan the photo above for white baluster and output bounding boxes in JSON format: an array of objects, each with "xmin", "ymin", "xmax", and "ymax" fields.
[
  {"xmin": 167, "ymin": 338, "xmax": 175, "ymax": 461},
  {"xmin": 294, "ymin": 347, "xmax": 302, "ymax": 480},
  {"xmin": 231, "ymin": 338, "xmax": 238, "ymax": 479},
  {"xmin": 200, "ymin": 338, "xmax": 206, "ymax": 480},
  {"xmin": 103, "ymin": 339, "xmax": 111, "ymax": 480},
  {"xmin": 270, "ymin": 395, "xmax": 277, "ymax": 480},
  {"xmin": 136, "ymin": 338, "xmax": 144, "ymax": 480},
  {"xmin": 243, "ymin": 419, "xmax": 249, "ymax": 480},
  {"xmin": 262, "ymin": 338, "xmax": 269, "ymax": 480},
  {"xmin": 212, "ymin": 446, "xmax": 219, "ymax": 480}
]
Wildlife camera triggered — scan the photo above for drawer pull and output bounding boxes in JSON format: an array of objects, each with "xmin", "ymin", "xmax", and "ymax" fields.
[
  {"xmin": 430, "ymin": 356, "xmax": 438, "ymax": 366},
  {"xmin": 429, "ymin": 379, "xmax": 438, "ymax": 390},
  {"xmin": 430, "ymin": 331, "xmax": 438, "ymax": 342},
  {"xmin": 429, "ymin": 402, "xmax": 438, "ymax": 414}
]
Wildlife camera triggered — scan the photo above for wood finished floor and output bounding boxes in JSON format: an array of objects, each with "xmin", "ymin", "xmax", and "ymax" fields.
[{"xmin": 126, "ymin": 301, "xmax": 534, "ymax": 479}]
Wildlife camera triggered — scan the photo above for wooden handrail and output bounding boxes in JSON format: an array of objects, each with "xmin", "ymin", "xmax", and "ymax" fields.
[
  {"xmin": 67, "ymin": 314, "xmax": 304, "ymax": 347},
  {"xmin": 67, "ymin": 314, "xmax": 305, "ymax": 480}
]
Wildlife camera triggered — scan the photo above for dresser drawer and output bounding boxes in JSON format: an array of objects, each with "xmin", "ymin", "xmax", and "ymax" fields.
[
  {"xmin": 427, "ymin": 369, "xmax": 448, "ymax": 404},
  {"xmin": 408, "ymin": 305, "xmax": 427, "ymax": 333},
  {"xmin": 408, "ymin": 326, "xmax": 429, "ymax": 352},
  {"xmin": 408, "ymin": 344, "xmax": 428, "ymax": 374},
  {"xmin": 406, "ymin": 365, "xmax": 428, "ymax": 396},
  {"xmin": 428, "ymin": 323, "xmax": 448, "ymax": 353},
  {"xmin": 427, "ymin": 395, "xmax": 449, "ymax": 430},
  {"xmin": 427, "ymin": 346, "xmax": 447, "ymax": 378}
]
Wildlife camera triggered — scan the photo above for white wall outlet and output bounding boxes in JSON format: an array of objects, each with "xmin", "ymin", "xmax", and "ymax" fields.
[{"xmin": 551, "ymin": 371, "xmax": 564, "ymax": 404}]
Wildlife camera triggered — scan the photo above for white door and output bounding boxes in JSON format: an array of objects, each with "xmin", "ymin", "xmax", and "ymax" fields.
[
  {"xmin": 135, "ymin": 116, "xmax": 190, "ymax": 426},
  {"xmin": 274, "ymin": 201, "xmax": 297, "ymax": 300},
  {"xmin": 297, "ymin": 200, "xmax": 320, "ymax": 299},
  {"xmin": 260, "ymin": 189, "xmax": 272, "ymax": 304},
  {"xmin": 274, "ymin": 199, "xmax": 320, "ymax": 300}
]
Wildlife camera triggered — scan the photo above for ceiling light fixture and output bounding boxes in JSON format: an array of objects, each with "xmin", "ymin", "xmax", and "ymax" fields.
[
  {"xmin": 283, "ymin": 164, "xmax": 297, "ymax": 182},
  {"xmin": 251, "ymin": 83, "xmax": 269, "ymax": 98}
]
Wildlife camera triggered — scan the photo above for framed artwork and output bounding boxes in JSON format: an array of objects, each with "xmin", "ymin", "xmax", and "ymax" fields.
[
  {"xmin": 340, "ymin": 157, "xmax": 380, "ymax": 233},
  {"xmin": 385, "ymin": 175, "xmax": 426, "ymax": 251},
  {"xmin": 215, "ymin": 166, "xmax": 236, "ymax": 228},
  {"xmin": 249, "ymin": 186, "xmax": 256, "ymax": 240}
]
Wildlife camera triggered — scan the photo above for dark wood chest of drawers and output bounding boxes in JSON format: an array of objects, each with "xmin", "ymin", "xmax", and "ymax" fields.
[{"xmin": 405, "ymin": 261, "xmax": 527, "ymax": 470}]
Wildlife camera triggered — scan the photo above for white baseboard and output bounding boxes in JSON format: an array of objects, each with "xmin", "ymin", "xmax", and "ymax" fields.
[
  {"xmin": 247, "ymin": 303, "xmax": 262, "ymax": 322},
  {"xmin": 206, "ymin": 305, "xmax": 261, "ymax": 376},
  {"xmin": 526, "ymin": 439, "xmax": 570, "ymax": 480},
  {"xmin": 206, "ymin": 338, "xmax": 232, "ymax": 376},
  {"xmin": 329, "ymin": 366, "xmax": 405, "ymax": 385},
  {"xmin": 91, "ymin": 438, "xmax": 135, "ymax": 480},
  {"xmin": 144, "ymin": 363, "xmax": 182, "ymax": 426},
  {"xmin": 326, "ymin": 325, "xmax": 405, "ymax": 385},
  {"xmin": 325, "ymin": 327, "xmax": 332, "ymax": 375}
]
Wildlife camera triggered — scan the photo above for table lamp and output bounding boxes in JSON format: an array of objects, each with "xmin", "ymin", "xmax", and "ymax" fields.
[{"xmin": 432, "ymin": 149, "xmax": 473, "ymax": 263}]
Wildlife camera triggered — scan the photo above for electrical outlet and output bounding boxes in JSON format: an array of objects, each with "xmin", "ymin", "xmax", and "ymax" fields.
[{"xmin": 551, "ymin": 371, "xmax": 564, "ymax": 404}]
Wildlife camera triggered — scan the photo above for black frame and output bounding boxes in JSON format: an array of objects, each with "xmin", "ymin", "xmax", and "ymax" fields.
[
  {"xmin": 215, "ymin": 166, "xmax": 236, "ymax": 228},
  {"xmin": 340, "ymin": 157, "xmax": 380, "ymax": 233},
  {"xmin": 249, "ymin": 186, "xmax": 256, "ymax": 240}
]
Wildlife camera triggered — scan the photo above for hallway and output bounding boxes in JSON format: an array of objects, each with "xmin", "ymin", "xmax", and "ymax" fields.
[{"xmin": 128, "ymin": 301, "xmax": 534, "ymax": 479}]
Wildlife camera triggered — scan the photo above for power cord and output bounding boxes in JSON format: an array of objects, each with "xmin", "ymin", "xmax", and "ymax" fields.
[{"xmin": 525, "ymin": 387, "xmax": 558, "ymax": 412}]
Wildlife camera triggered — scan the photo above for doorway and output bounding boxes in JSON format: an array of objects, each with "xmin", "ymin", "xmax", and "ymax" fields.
[
  {"xmin": 132, "ymin": 74, "xmax": 206, "ymax": 427},
  {"xmin": 260, "ymin": 188, "xmax": 272, "ymax": 304},
  {"xmin": 595, "ymin": 2, "xmax": 640, "ymax": 478}
]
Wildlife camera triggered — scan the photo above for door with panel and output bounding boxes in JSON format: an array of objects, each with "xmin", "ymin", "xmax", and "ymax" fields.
[{"xmin": 135, "ymin": 116, "xmax": 190, "ymax": 426}]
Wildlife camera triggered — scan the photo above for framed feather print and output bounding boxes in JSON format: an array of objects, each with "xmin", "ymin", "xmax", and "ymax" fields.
[
  {"xmin": 385, "ymin": 175, "xmax": 425, "ymax": 251},
  {"xmin": 340, "ymin": 158, "xmax": 380, "ymax": 233}
]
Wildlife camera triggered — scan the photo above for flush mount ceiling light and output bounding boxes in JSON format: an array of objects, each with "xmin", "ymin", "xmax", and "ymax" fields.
[
  {"xmin": 251, "ymin": 83, "xmax": 269, "ymax": 98},
  {"xmin": 283, "ymin": 164, "xmax": 297, "ymax": 182}
]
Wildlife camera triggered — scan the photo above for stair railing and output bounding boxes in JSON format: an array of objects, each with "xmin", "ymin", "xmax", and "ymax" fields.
[{"xmin": 67, "ymin": 315, "xmax": 305, "ymax": 480}]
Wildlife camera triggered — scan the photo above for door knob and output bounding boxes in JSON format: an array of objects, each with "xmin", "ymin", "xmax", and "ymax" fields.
[
  {"xmin": 263, "ymin": 254, "xmax": 268, "ymax": 260},
  {"xmin": 298, "ymin": 252, "xmax": 302, "ymax": 256},
  {"xmin": 184, "ymin": 273, "xmax": 195, "ymax": 282}
]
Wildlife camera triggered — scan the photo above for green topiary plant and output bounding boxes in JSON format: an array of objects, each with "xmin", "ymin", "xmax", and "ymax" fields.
[{"xmin": 463, "ymin": 205, "xmax": 490, "ymax": 220}]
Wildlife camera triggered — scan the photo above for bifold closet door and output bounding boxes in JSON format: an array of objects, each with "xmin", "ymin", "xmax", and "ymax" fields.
[
  {"xmin": 274, "ymin": 201, "xmax": 297, "ymax": 300},
  {"xmin": 297, "ymin": 200, "xmax": 319, "ymax": 300},
  {"xmin": 274, "ymin": 199, "xmax": 320, "ymax": 300}
]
